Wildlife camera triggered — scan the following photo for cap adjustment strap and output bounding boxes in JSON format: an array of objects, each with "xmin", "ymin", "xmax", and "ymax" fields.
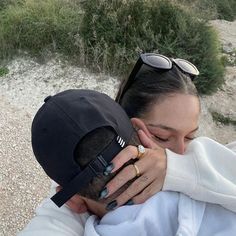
[
  {"xmin": 88, "ymin": 155, "xmax": 108, "ymax": 176},
  {"xmin": 51, "ymin": 135, "xmax": 127, "ymax": 207}
]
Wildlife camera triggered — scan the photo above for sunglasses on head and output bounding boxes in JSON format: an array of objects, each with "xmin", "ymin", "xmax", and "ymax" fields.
[{"xmin": 115, "ymin": 53, "xmax": 199, "ymax": 103}]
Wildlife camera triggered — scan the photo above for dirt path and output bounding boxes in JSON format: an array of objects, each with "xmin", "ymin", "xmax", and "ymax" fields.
[
  {"xmin": 0, "ymin": 20, "xmax": 235, "ymax": 235},
  {"xmin": 0, "ymin": 98, "xmax": 51, "ymax": 235},
  {"xmin": 198, "ymin": 20, "xmax": 236, "ymax": 143}
]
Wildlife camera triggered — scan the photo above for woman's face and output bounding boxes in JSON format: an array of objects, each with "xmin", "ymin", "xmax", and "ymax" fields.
[{"xmin": 134, "ymin": 93, "xmax": 200, "ymax": 154}]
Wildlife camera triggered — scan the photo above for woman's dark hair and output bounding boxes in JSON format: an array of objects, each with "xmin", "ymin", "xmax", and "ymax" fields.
[{"xmin": 116, "ymin": 65, "xmax": 199, "ymax": 118}]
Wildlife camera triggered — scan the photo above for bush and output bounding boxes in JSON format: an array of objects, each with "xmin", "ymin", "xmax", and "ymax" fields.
[
  {"xmin": 175, "ymin": 0, "xmax": 236, "ymax": 21},
  {"xmin": 215, "ymin": 0, "xmax": 236, "ymax": 21},
  {"xmin": 0, "ymin": 0, "xmax": 24, "ymax": 11},
  {"xmin": 80, "ymin": 0, "xmax": 225, "ymax": 94},
  {"xmin": 0, "ymin": 67, "xmax": 9, "ymax": 76},
  {"xmin": 211, "ymin": 111, "xmax": 236, "ymax": 127},
  {"xmin": 0, "ymin": 0, "xmax": 225, "ymax": 94},
  {"xmin": 173, "ymin": 0, "xmax": 218, "ymax": 20},
  {"xmin": 0, "ymin": 0, "xmax": 83, "ymax": 60}
]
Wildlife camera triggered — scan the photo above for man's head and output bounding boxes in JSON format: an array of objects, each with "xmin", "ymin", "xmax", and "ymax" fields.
[
  {"xmin": 73, "ymin": 126, "xmax": 139, "ymax": 217},
  {"xmin": 31, "ymin": 89, "xmax": 136, "ymax": 214}
]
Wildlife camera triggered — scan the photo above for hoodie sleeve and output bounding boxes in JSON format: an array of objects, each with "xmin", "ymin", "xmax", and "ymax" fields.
[
  {"xmin": 17, "ymin": 181, "xmax": 89, "ymax": 236},
  {"xmin": 163, "ymin": 137, "xmax": 236, "ymax": 212}
]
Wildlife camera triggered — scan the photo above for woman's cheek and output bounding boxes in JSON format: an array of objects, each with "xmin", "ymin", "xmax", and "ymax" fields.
[{"xmin": 151, "ymin": 137, "xmax": 170, "ymax": 149}]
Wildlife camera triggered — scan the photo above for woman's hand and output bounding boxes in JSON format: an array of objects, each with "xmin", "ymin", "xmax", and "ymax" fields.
[{"xmin": 103, "ymin": 130, "xmax": 167, "ymax": 208}]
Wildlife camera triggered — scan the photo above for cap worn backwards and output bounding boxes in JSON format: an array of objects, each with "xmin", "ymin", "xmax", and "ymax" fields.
[{"xmin": 31, "ymin": 89, "xmax": 134, "ymax": 207}]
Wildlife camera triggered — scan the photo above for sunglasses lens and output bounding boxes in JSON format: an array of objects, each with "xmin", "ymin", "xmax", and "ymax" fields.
[
  {"xmin": 174, "ymin": 59, "xmax": 199, "ymax": 76},
  {"xmin": 142, "ymin": 54, "xmax": 172, "ymax": 69}
]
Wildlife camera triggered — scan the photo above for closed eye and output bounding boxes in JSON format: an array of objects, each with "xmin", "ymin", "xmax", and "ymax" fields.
[
  {"xmin": 185, "ymin": 136, "xmax": 196, "ymax": 141},
  {"xmin": 153, "ymin": 136, "xmax": 169, "ymax": 142}
]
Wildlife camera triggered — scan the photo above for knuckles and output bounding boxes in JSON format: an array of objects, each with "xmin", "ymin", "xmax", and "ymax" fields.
[
  {"xmin": 123, "ymin": 165, "xmax": 135, "ymax": 177},
  {"xmin": 142, "ymin": 187, "xmax": 154, "ymax": 199},
  {"xmin": 126, "ymin": 145, "xmax": 137, "ymax": 156}
]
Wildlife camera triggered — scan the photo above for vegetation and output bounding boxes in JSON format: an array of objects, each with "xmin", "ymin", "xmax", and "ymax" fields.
[
  {"xmin": 211, "ymin": 111, "xmax": 236, "ymax": 127},
  {"xmin": 221, "ymin": 53, "xmax": 236, "ymax": 67},
  {"xmin": 177, "ymin": 0, "xmax": 236, "ymax": 21},
  {"xmin": 0, "ymin": 0, "xmax": 82, "ymax": 60},
  {"xmin": 214, "ymin": 0, "xmax": 236, "ymax": 21},
  {"xmin": 0, "ymin": 67, "xmax": 9, "ymax": 77},
  {"xmin": 0, "ymin": 0, "xmax": 232, "ymax": 94},
  {"xmin": 77, "ymin": 0, "xmax": 225, "ymax": 94}
]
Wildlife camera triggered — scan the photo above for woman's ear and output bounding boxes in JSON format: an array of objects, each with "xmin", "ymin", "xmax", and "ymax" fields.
[{"xmin": 131, "ymin": 118, "xmax": 152, "ymax": 138}]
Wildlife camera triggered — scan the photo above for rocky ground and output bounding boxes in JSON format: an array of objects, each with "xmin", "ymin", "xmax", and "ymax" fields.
[
  {"xmin": 199, "ymin": 20, "xmax": 236, "ymax": 143},
  {"xmin": 0, "ymin": 20, "xmax": 235, "ymax": 235}
]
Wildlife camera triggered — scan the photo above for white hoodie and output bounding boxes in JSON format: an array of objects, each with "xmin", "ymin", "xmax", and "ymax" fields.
[
  {"xmin": 18, "ymin": 137, "xmax": 236, "ymax": 236},
  {"xmin": 84, "ymin": 191, "xmax": 236, "ymax": 236},
  {"xmin": 163, "ymin": 137, "xmax": 236, "ymax": 212}
]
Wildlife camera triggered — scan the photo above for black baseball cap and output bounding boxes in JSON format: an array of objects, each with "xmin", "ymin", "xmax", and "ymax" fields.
[{"xmin": 32, "ymin": 89, "xmax": 134, "ymax": 207}]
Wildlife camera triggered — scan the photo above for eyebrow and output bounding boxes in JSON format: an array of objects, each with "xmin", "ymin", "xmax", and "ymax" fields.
[{"xmin": 147, "ymin": 124, "xmax": 199, "ymax": 133}]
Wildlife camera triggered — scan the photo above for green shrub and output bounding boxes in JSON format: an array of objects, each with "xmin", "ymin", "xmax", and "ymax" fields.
[
  {"xmin": 175, "ymin": 0, "xmax": 236, "ymax": 21},
  {"xmin": 80, "ymin": 0, "xmax": 151, "ymax": 73},
  {"xmin": 0, "ymin": 66, "xmax": 9, "ymax": 76},
  {"xmin": 0, "ymin": 0, "xmax": 83, "ymax": 60},
  {"xmin": 80, "ymin": 0, "xmax": 225, "ymax": 94},
  {"xmin": 173, "ymin": 0, "xmax": 218, "ymax": 20},
  {"xmin": 0, "ymin": 0, "xmax": 23, "ymax": 11},
  {"xmin": 0, "ymin": 0, "xmax": 226, "ymax": 94},
  {"xmin": 215, "ymin": 0, "xmax": 236, "ymax": 21},
  {"xmin": 211, "ymin": 111, "xmax": 236, "ymax": 127}
]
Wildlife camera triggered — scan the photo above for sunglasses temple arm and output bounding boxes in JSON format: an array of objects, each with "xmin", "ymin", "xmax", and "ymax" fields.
[
  {"xmin": 116, "ymin": 57, "xmax": 143, "ymax": 103},
  {"xmin": 128, "ymin": 57, "xmax": 143, "ymax": 83}
]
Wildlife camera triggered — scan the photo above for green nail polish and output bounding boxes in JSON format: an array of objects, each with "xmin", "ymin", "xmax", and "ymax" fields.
[{"xmin": 106, "ymin": 200, "xmax": 117, "ymax": 211}]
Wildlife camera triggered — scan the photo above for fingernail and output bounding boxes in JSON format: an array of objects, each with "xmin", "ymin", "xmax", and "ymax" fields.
[
  {"xmin": 106, "ymin": 200, "xmax": 117, "ymax": 211},
  {"xmin": 104, "ymin": 163, "xmax": 114, "ymax": 176},
  {"xmin": 125, "ymin": 199, "xmax": 134, "ymax": 206},
  {"xmin": 99, "ymin": 187, "xmax": 109, "ymax": 199}
]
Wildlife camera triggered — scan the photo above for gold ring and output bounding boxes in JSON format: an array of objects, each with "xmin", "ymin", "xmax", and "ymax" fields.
[
  {"xmin": 133, "ymin": 163, "xmax": 141, "ymax": 177},
  {"xmin": 137, "ymin": 145, "xmax": 145, "ymax": 159}
]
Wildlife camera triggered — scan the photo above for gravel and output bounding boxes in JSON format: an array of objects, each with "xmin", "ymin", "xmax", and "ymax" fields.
[{"xmin": 0, "ymin": 58, "xmax": 120, "ymax": 236}]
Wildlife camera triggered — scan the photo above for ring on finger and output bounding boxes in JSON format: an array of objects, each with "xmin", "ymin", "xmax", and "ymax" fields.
[
  {"xmin": 137, "ymin": 145, "xmax": 145, "ymax": 159},
  {"xmin": 133, "ymin": 163, "xmax": 141, "ymax": 177}
]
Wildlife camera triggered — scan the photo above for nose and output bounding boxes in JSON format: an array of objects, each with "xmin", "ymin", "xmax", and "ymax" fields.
[{"xmin": 173, "ymin": 139, "xmax": 186, "ymax": 154}]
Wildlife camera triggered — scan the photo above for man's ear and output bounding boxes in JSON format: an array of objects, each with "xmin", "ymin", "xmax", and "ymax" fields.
[
  {"xmin": 56, "ymin": 186, "xmax": 88, "ymax": 213},
  {"xmin": 65, "ymin": 194, "xmax": 88, "ymax": 213},
  {"xmin": 131, "ymin": 118, "xmax": 152, "ymax": 138}
]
